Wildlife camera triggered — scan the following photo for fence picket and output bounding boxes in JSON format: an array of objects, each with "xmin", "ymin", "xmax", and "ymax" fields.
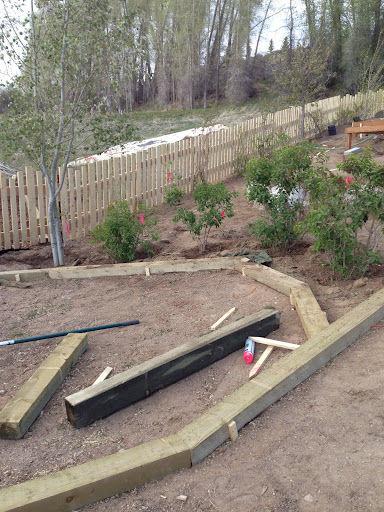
[
  {"xmin": 125, "ymin": 154, "xmax": 132, "ymax": 210},
  {"xmin": 25, "ymin": 168, "xmax": 38, "ymax": 246},
  {"xmin": 89, "ymin": 162, "xmax": 97, "ymax": 230},
  {"xmin": 136, "ymin": 151, "xmax": 142, "ymax": 206},
  {"xmin": 36, "ymin": 170, "xmax": 46, "ymax": 243},
  {"xmin": 17, "ymin": 172, "xmax": 27, "ymax": 246},
  {"xmin": 120, "ymin": 155, "xmax": 127, "ymax": 202},
  {"xmin": 0, "ymin": 174, "xmax": 11, "ymax": 249},
  {"xmin": 68, "ymin": 168, "xmax": 76, "ymax": 240},
  {"xmin": 130, "ymin": 153, "xmax": 136, "ymax": 209},
  {"xmin": 95, "ymin": 160, "xmax": 103, "ymax": 224},
  {"xmin": 82, "ymin": 165, "xmax": 89, "ymax": 235},
  {"xmin": 75, "ymin": 168, "xmax": 82, "ymax": 237},
  {"xmin": 155, "ymin": 146, "xmax": 161, "ymax": 206},
  {"xmin": 9, "ymin": 177, "xmax": 20, "ymax": 249}
]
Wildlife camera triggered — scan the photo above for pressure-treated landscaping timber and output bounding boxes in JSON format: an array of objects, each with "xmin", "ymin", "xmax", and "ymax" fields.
[
  {"xmin": 0, "ymin": 257, "xmax": 241, "ymax": 282},
  {"xmin": 179, "ymin": 286, "xmax": 384, "ymax": 465},
  {"xmin": 239, "ymin": 264, "xmax": 328, "ymax": 339},
  {"xmin": 1, "ymin": 289, "xmax": 383, "ymax": 511},
  {"xmin": 290, "ymin": 284, "xmax": 329, "ymax": 338},
  {"xmin": 48, "ymin": 258, "xmax": 241, "ymax": 279},
  {"xmin": 0, "ymin": 434, "xmax": 190, "ymax": 512},
  {"xmin": 238, "ymin": 263, "xmax": 304, "ymax": 296},
  {"xmin": 0, "ymin": 333, "xmax": 88, "ymax": 440},
  {"xmin": 0, "ymin": 268, "xmax": 48, "ymax": 282},
  {"xmin": 65, "ymin": 308, "xmax": 280, "ymax": 428}
]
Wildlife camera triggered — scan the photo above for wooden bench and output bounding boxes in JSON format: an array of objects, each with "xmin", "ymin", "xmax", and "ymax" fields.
[{"xmin": 345, "ymin": 119, "xmax": 384, "ymax": 150}]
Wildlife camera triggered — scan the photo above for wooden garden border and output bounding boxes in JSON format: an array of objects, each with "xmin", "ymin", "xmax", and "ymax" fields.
[
  {"xmin": 0, "ymin": 334, "xmax": 88, "ymax": 440},
  {"xmin": 0, "ymin": 257, "xmax": 242, "ymax": 282},
  {"xmin": 3, "ymin": 259, "xmax": 383, "ymax": 512}
]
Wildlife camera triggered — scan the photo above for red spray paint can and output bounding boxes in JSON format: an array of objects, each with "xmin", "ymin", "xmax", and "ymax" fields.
[{"xmin": 243, "ymin": 338, "xmax": 255, "ymax": 364}]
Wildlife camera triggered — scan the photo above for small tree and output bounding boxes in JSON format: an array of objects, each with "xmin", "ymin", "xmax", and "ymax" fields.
[
  {"xmin": 173, "ymin": 182, "xmax": 237, "ymax": 253},
  {"xmin": 273, "ymin": 40, "xmax": 332, "ymax": 138},
  {"xmin": 0, "ymin": 0, "xmax": 134, "ymax": 265}
]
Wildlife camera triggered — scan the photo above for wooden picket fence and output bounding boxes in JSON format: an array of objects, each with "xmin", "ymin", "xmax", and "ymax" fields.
[{"xmin": 1, "ymin": 89, "xmax": 384, "ymax": 250}]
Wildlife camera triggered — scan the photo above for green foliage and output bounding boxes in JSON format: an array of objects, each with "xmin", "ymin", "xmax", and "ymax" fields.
[
  {"xmin": 273, "ymin": 41, "xmax": 332, "ymax": 107},
  {"xmin": 245, "ymin": 142, "xmax": 314, "ymax": 249},
  {"xmin": 91, "ymin": 201, "xmax": 158, "ymax": 262},
  {"xmin": 333, "ymin": 105, "xmax": 362, "ymax": 125},
  {"xmin": 234, "ymin": 132, "xmax": 290, "ymax": 176},
  {"xmin": 85, "ymin": 114, "xmax": 137, "ymax": 154},
  {"xmin": 306, "ymin": 107, "xmax": 327, "ymax": 137},
  {"xmin": 340, "ymin": 148, "xmax": 384, "ymax": 187},
  {"xmin": 298, "ymin": 151, "xmax": 384, "ymax": 278},
  {"xmin": 165, "ymin": 185, "xmax": 186, "ymax": 207},
  {"xmin": 173, "ymin": 182, "xmax": 237, "ymax": 253},
  {"xmin": 256, "ymin": 132, "xmax": 290, "ymax": 158}
]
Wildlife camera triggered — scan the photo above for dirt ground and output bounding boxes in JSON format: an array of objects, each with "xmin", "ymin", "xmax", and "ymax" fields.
[{"xmin": 0, "ymin": 129, "xmax": 384, "ymax": 511}]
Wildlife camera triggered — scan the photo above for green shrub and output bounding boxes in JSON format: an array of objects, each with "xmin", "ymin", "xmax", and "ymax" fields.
[
  {"xmin": 256, "ymin": 132, "xmax": 290, "ymax": 158},
  {"xmin": 299, "ymin": 151, "xmax": 384, "ymax": 278},
  {"xmin": 333, "ymin": 103, "xmax": 364, "ymax": 125},
  {"xmin": 234, "ymin": 132, "xmax": 289, "ymax": 176},
  {"xmin": 341, "ymin": 148, "xmax": 384, "ymax": 187},
  {"xmin": 306, "ymin": 108, "xmax": 327, "ymax": 137},
  {"xmin": 245, "ymin": 142, "xmax": 314, "ymax": 249},
  {"xmin": 165, "ymin": 185, "xmax": 186, "ymax": 207},
  {"xmin": 91, "ymin": 201, "xmax": 158, "ymax": 262},
  {"xmin": 173, "ymin": 182, "xmax": 237, "ymax": 253}
]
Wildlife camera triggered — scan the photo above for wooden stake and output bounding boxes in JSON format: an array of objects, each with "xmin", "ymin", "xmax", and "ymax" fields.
[
  {"xmin": 145, "ymin": 267, "xmax": 151, "ymax": 277},
  {"xmin": 92, "ymin": 366, "xmax": 113, "ymax": 386},
  {"xmin": 210, "ymin": 307, "xmax": 236, "ymax": 330},
  {"xmin": 248, "ymin": 336, "xmax": 300, "ymax": 350},
  {"xmin": 227, "ymin": 420, "xmax": 238, "ymax": 441},
  {"xmin": 249, "ymin": 346, "xmax": 274, "ymax": 379}
]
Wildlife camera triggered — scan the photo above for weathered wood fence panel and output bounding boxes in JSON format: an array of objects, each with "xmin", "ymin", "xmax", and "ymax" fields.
[{"xmin": 1, "ymin": 90, "xmax": 383, "ymax": 250}]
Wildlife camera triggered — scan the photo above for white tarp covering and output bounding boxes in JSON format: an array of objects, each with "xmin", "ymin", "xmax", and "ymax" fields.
[{"xmin": 69, "ymin": 124, "xmax": 227, "ymax": 167}]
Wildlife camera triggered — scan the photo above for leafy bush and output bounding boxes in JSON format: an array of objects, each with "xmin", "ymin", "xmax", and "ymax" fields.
[
  {"xmin": 173, "ymin": 182, "xmax": 237, "ymax": 253},
  {"xmin": 245, "ymin": 142, "xmax": 314, "ymax": 249},
  {"xmin": 306, "ymin": 107, "xmax": 327, "ymax": 137},
  {"xmin": 341, "ymin": 148, "xmax": 384, "ymax": 187},
  {"xmin": 234, "ymin": 132, "xmax": 289, "ymax": 176},
  {"xmin": 299, "ymin": 151, "xmax": 384, "ymax": 278},
  {"xmin": 91, "ymin": 201, "xmax": 158, "ymax": 262},
  {"xmin": 333, "ymin": 103, "xmax": 364, "ymax": 125},
  {"xmin": 165, "ymin": 185, "xmax": 186, "ymax": 207}
]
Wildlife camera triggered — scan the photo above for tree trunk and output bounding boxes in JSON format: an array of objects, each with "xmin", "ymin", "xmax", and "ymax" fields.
[{"xmin": 48, "ymin": 184, "xmax": 65, "ymax": 266}]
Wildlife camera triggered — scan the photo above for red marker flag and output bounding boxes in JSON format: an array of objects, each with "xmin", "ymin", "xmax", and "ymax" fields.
[{"xmin": 345, "ymin": 176, "xmax": 353, "ymax": 188}]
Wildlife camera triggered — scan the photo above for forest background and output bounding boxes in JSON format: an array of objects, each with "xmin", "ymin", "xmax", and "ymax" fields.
[{"xmin": 1, "ymin": 0, "xmax": 383, "ymax": 119}]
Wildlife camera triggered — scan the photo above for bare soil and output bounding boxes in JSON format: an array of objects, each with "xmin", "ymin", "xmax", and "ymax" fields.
[{"xmin": 0, "ymin": 129, "xmax": 383, "ymax": 511}]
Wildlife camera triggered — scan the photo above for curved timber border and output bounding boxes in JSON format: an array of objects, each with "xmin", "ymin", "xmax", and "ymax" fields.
[{"xmin": 1, "ymin": 258, "xmax": 384, "ymax": 512}]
